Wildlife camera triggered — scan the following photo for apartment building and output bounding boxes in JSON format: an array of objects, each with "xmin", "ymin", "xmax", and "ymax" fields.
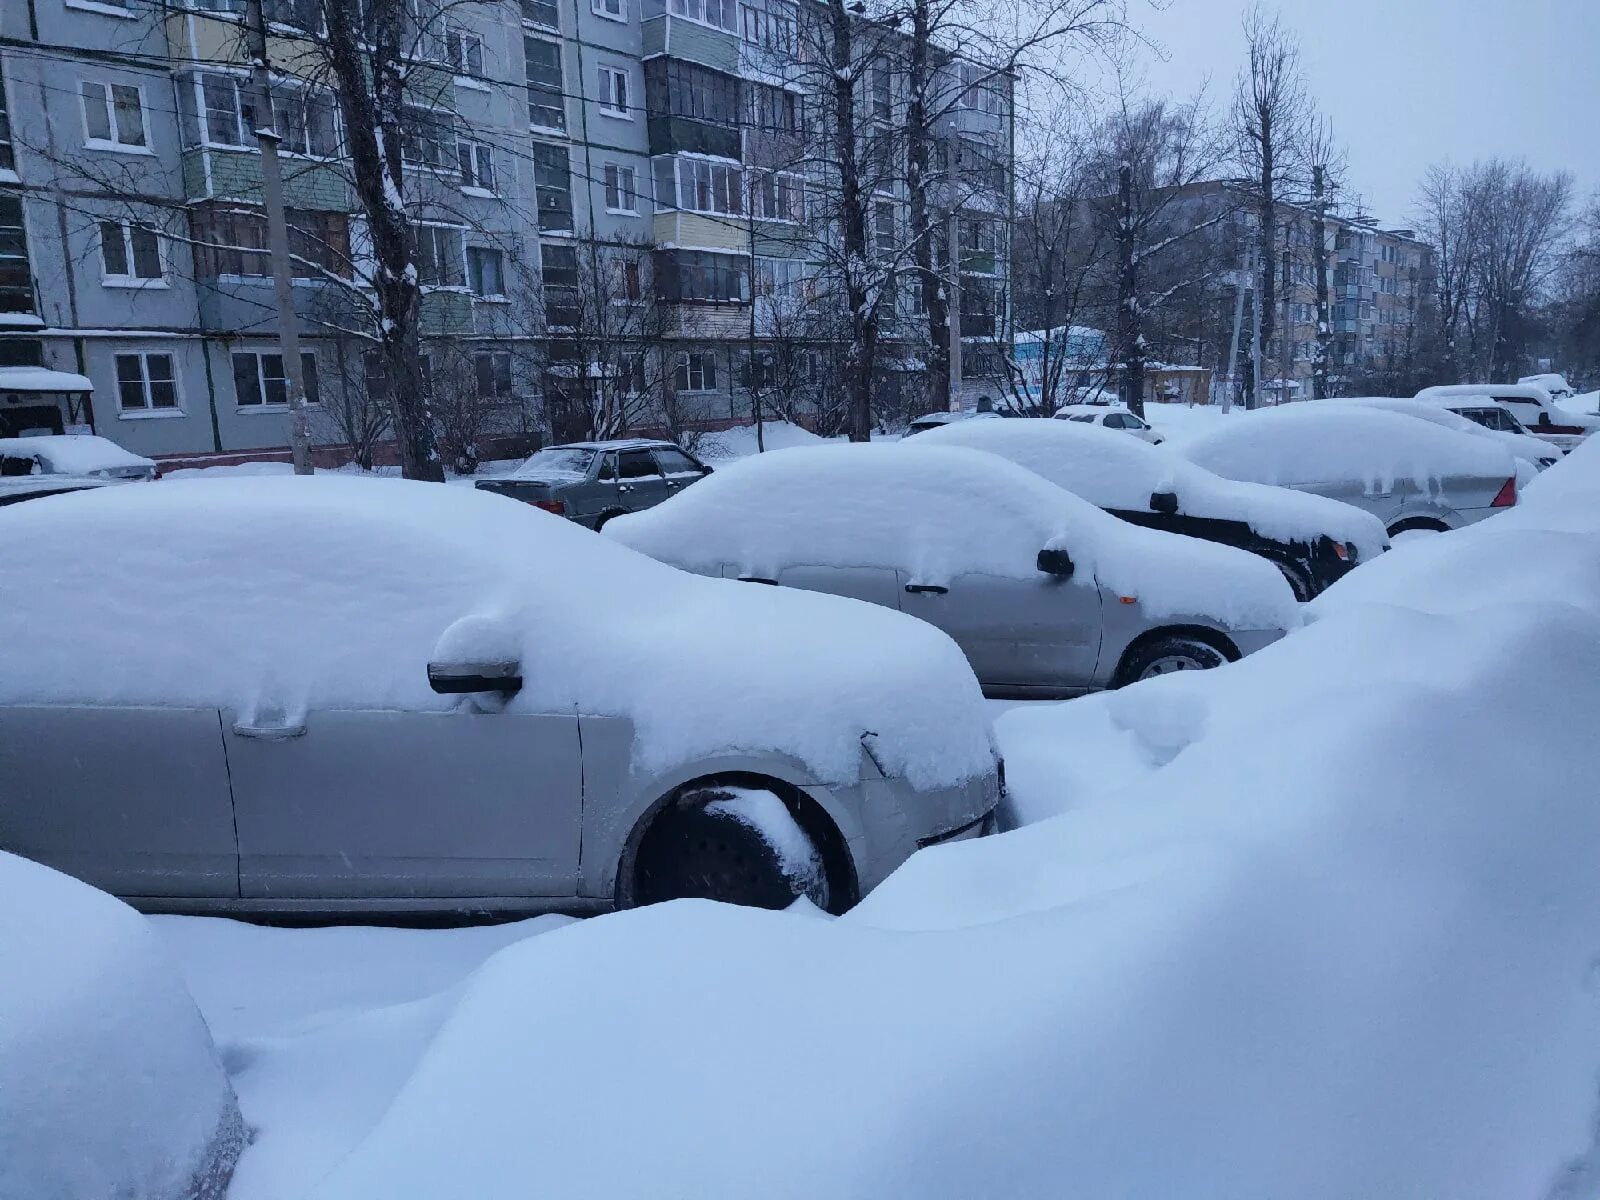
[{"xmin": 0, "ymin": 0, "xmax": 1012, "ymax": 463}]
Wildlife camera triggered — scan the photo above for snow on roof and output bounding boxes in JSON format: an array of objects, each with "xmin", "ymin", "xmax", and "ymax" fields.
[
  {"xmin": 0, "ymin": 434, "xmax": 155, "ymax": 475},
  {"xmin": 0, "ymin": 476, "xmax": 994, "ymax": 790},
  {"xmin": 916, "ymin": 418, "xmax": 1388, "ymax": 559},
  {"xmin": 0, "ymin": 367, "xmax": 94, "ymax": 393},
  {"xmin": 1179, "ymin": 404, "xmax": 1516, "ymax": 492},
  {"xmin": 606, "ymin": 442, "xmax": 1299, "ymax": 631},
  {"xmin": 1418, "ymin": 383, "xmax": 1551, "ymax": 404},
  {"xmin": 1330, "ymin": 397, "xmax": 1556, "ymax": 468}
]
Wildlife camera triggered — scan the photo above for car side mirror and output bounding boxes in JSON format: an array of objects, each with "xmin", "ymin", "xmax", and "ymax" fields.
[
  {"xmin": 1150, "ymin": 490, "xmax": 1179, "ymax": 514},
  {"xmin": 1036, "ymin": 547, "xmax": 1075, "ymax": 579},
  {"xmin": 427, "ymin": 659, "xmax": 522, "ymax": 696}
]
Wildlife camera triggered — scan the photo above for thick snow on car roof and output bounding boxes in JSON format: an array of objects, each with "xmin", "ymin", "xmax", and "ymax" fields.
[
  {"xmin": 1331, "ymin": 397, "xmax": 1556, "ymax": 467},
  {"xmin": 1179, "ymin": 404, "xmax": 1516, "ymax": 491},
  {"xmin": 917, "ymin": 418, "xmax": 1389, "ymax": 560},
  {"xmin": 0, "ymin": 476, "xmax": 995, "ymax": 790},
  {"xmin": 0, "ymin": 434, "xmax": 155, "ymax": 475},
  {"xmin": 607, "ymin": 442, "xmax": 1300, "ymax": 631}
]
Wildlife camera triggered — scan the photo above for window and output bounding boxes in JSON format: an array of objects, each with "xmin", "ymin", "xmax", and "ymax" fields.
[
  {"xmin": 446, "ymin": 29, "xmax": 486, "ymax": 77},
  {"xmin": 593, "ymin": 0, "xmax": 624, "ymax": 20},
  {"xmin": 755, "ymin": 257, "xmax": 806, "ymax": 297},
  {"xmin": 414, "ymin": 225, "xmax": 465, "ymax": 287},
  {"xmin": 745, "ymin": 83, "xmax": 801, "ymax": 133},
  {"xmin": 272, "ymin": 85, "xmax": 338, "ymax": 157},
  {"xmin": 739, "ymin": 0, "xmax": 796, "ymax": 52},
  {"xmin": 622, "ymin": 258, "xmax": 641, "ymax": 301},
  {"xmin": 664, "ymin": 156, "xmax": 742, "ymax": 216},
  {"xmin": 618, "ymin": 448, "xmax": 662, "ymax": 478},
  {"xmin": 231, "ymin": 351, "xmax": 321, "ymax": 408},
  {"xmin": 751, "ymin": 171, "xmax": 802, "ymax": 222},
  {"xmin": 958, "ymin": 63, "xmax": 1003, "ymax": 115},
  {"xmin": 525, "ymin": 37, "xmax": 566, "ymax": 131},
  {"xmin": 400, "ymin": 106, "xmax": 454, "ymax": 169},
  {"xmin": 457, "ymin": 139, "xmax": 496, "ymax": 191},
  {"xmin": 874, "ymin": 201, "xmax": 895, "ymax": 258},
  {"xmin": 191, "ymin": 207, "xmax": 349, "ymax": 280},
  {"xmin": 467, "ymin": 246, "xmax": 505, "ymax": 296},
  {"xmin": 531, "ymin": 143, "xmax": 574, "ymax": 232},
  {"xmin": 603, "ymin": 163, "xmax": 638, "ymax": 213},
  {"xmin": 675, "ymin": 351, "xmax": 717, "ymax": 392},
  {"xmin": 114, "ymin": 352, "xmax": 178, "ymax": 413},
  {"xmin": 474, "ymin": 351, "xmax": 514, "ymax": 401},
  {"xmin": 81, "ymin": 81, "xmax": 148, "ymax": 150},
  {"xmin": 541, "ymin": 242, "xmax": 579, "ymax": 327},
  {"xmin": 99, "ymin": 220, "xmax": 162, "ymax": 282},
  {"xmin": 668, "ymin": 0, "xmax": 735, "ymax": 32},
  {"xmin": 654, "ymin": 447, "xmax": 702, "ymax": 476},
  {"xmin": 598, "ymin": 65, "xmax": 630, "ymax": 117},
  {"xmin": 648, "ymin": 60, "xmax": 740, "ymax": 125},
  {"xmin": 521, "ymin": 0, "xmax": 558, "ymax": 27},
  {"xmin": 656, "ymin": 249, "xmax": 745, "ymax": 303},
  {"xmin": 189, "ymin": 73, "xmax": 257, "ymax": 148},
  {"xmin": 871, "ymin": 62, "xmax": 891, "ymax": 120},
  {"xmin": 0, "ymin": 194, "xmax": 35, "ymax": 315},
  {"xmin": 0, "ymin": 56, "xmax": 14, "ymax": 172}
]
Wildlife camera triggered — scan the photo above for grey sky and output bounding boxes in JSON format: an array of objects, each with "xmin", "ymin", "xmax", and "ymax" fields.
[{"xmin": 1106, "ymin": 0, "xmax": 1599, "ymax": 227}]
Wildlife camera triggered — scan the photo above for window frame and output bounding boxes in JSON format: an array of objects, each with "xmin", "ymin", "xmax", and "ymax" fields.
[
  {"xmin": 591, "ymin": 0, "xmax": 625, "ymax": 22},
  {"xmin": 674, "ymin": 350, "xmax": 718, "ymax": 393},
  {"xmin": 456, "ymin": 137, "xmax": 497, "ymax": 193},
  {"xmin": 603, "ymin": 162, "xmax": 639, "ymax": 214},
  {"xmin": 413, "ymin": 223, "xmax": 467, "ymax": 289},
  {"xmin": 524, "ymin": 35, "xmax": 567, "ymax": 133},
  {"xmin": 230, "ymin": 349, "xmax": 322, "ymax": 410},
  {"xmin": 467, "ymin": 245, "xmax": 506, "ymax": 298},
  {"xmin": 113, "ymin": 351, "xmax": 181, "ymax": 417},
  {"xmin": 597, "ymin": 64, "xmax": 631, "ymax": 118},
  {"xmin": 80, "ymin": 80, "xmax": 151, "ymax": 153},
  {"xmin": 445, "ymin": 27, "xmax": 487, "ymax": 79},
  {"xmin": 473, "ymin": 349, "xmax": 515, "ymax": 401},
  {"xmin": 98, "ymin": 219, "xmax": 166, "ymax": 286}
]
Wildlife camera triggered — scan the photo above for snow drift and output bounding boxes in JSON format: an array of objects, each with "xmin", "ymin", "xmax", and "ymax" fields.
[
  {"xmin": 0, "ymin": 853, "xmax": 244, "ymax": 1200},
  {"xmin": 304, "ymin": 425, "xmax": 1600, "ymax": 1199}
]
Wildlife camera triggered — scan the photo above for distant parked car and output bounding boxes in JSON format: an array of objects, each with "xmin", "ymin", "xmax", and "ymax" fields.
[
  {"xmin": 903, "ymin": 410, "xmax": 1002, "ymax": 436},
  {"xmin": 607, "ymin": 443, "xmax": 1298, "ymax": 699},
  {"xmin": 1180, "ymin": 405, "xmax": 1521, "ymax": 538},
  {"xmin": 1053, "ymin": 404, "xmax": 1165, "ymax": 445},
  {"xmin": 0, "ymin": 477, "xmax": 1002, "ymax": 915},
  {"xmin": 0, "ymin": 433, "xmax": 156, "ymax": 481},
  {"xmin": 1332, "ymin": 396, "xmax": 1560, "ymax": 471},
  {"xmin": 474, "ymin": 439, "xmax": 710, "ymax": 529},
  {"xmin": 918, "ymin": 417, "xmax": 1387, "ymax": 600},
  {"xmin": 1518, "ymin": 372, "xmax": 1577, "ymax": 400},
  {"xmin": 1416, "ymin": 384, "xmax": 1599, "ymax": 453}
]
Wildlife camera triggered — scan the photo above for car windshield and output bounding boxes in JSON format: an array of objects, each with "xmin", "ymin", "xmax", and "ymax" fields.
[{"xmin": 513, "ymin": 448, "xmax": 596, "ymax": 480}]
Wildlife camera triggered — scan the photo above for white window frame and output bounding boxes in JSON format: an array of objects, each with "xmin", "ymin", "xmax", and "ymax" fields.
[
  {"xmin": 591, "ymin": 0, "xmax": 625, "ymax": 22},
  {"xmin": 670, "ymin": 154, "xmax": 743, "ymax": 217},
  {"xmin": 467, "ymin": 245, "xmax": 507, "ymax": 298},
  {"xmin": 597, "ymin": 65, "xmax": 631, "ymax": 118},
  {"xmin": 667, "ymin": 0, "xmax": 735, "ymax": 33},
  {"xmin": 524, "ymin": 34, "xmax": 567, "ymax": 134},
  {"xmin": 113, "ymin": 351, "xmax": 182, "ymax": 417},
  {"xmin": 98, "ymin": 219, "xmax": 167, "ymax": 287},
  {"xmin": 80, "ymin": 80, "xmax": 151, "ymax": 153},
  {"xmin": 446, "ymin": 27, "xmax": 487, "ymax": 80},
  {"xmin": 457, "ymin": 137, "xmax": 497, "ymax": 193},
  {"xmin": 414, "ymin": 222, "xmax": 468, "ymax": 289},
  {"xmin": 675, "ymin": 350, "xmax": 717, "ymax": 393},
  {"xmin": 603, "ymin": 162, "xmax": 638, "ymax": 214},
  {"xmin": 474, "ymin": 350, "xmax": 515, "ymax": 401},
  {"xmin": 231, "ymin": 349, "xmax": 322, "ymax": 411}
]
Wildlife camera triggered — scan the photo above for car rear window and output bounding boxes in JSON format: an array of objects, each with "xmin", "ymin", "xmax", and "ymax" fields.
[
  {"xmin": 618, "ymin": 450, "xmax": 661, "ymax": 479},
  {"xmin": 654, "ymin": 448, "xmax": 702, "ymax": 476}
]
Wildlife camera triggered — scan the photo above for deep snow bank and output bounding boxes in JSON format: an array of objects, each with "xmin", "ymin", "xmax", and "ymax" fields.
[
  {"xmin": 312, "ymin": 443, "xmax": 1600, "ymax": 1197},
  {"xmin": 0, "ymin": 854, "xmax": 244, "ymax": 1200}
]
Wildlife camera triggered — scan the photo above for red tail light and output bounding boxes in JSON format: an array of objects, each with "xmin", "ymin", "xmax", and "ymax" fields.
[
  {"xmin": 1490, "ymin": 477, "xmax": 1517, "ymax": 508},
  {"xmin": 532, "ymin": 498, "xmax": 566, "ymax": 515}
]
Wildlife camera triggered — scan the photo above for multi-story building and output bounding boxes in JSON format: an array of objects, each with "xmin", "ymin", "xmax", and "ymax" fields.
[{"xmin": 0, "ymin": 0, "xmax": 1012, "ymax": 464}]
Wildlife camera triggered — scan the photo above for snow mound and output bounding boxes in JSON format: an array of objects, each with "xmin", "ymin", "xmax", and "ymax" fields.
[
  {"xmin": 607, "ymin": 442, "xmax": 1300, "ymax": 631},
  {"xmin": 916, "ymin": 416, "xmax": 1388, "ymax": 559},
  {"xmin": 0, "ymin": 853, "xmax": 244, "ymax": 1200},
  {"xmin": 695, "ymin": 420, "xmax": 825, "ymax": 461},
  {"xmin": 311, "ymin": 441, "xmax": 1600, "ymax": 1200},
  {"xmin": 0, "ymin": 433, "xmax": 155, "ymax": 475},
  {"xmin": 1178, "ymin": 403, "xmax": 1515, "ymax": 492},
  {"xmin": 0, "ymin": 476, "xmax": 992, "ymax": 790}
]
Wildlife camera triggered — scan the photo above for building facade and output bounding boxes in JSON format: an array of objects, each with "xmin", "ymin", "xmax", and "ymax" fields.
[{"xmin": 0, "ymin": 0, "xmax": 1012, "ymax": 463}]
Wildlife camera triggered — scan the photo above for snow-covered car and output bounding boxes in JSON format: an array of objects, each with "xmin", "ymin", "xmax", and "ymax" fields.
[
  {"xmin": 0, "ymin": 433, "xmax": 157, "ymax": 481},
  {"xmin": 1053, "ymin": 404, "xmax": 1165, "ymax": 445},
  {"xmin": 917, "ymin": 418, "xmax": 1387, "ymax": 600},
  {"xmin": 1416, "ymin": 384, "xmax": 1599, "ymax": 453},
  {"xmin": 1517, "ymin": 372, "xmax": 1576, "ymax": 400},
  {"xmin": 0, "ymin": 477, "xmax": 1002, "ymax": 915},
  {"xmin": 473, "ymin": 439, "xmax": 711, "ymax": 529},
  {"xmin": 1331, "ymin": 396, "xmax": 1561, "ymax": 472},
  {"xmin": 903, "ymin": 410, "xmax": 1001, "ymax": 436},
  {"xmin": 606, "ymin": 443, "xmax": 1298, "ymax": 699},
  {"xmin": 1179, "ymin": 405, "xmax": 1522, "ymax": 538}
]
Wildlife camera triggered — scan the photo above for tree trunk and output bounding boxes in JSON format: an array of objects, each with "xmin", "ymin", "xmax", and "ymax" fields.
[
  {"xmin": 324, "ymin": 0, "xmax": 443, "ymax": 481},
  {"xmin": 830, "ymin": 0, "xmax": 876, "ymax": 442},
  {"xmin": 1311, "ymin": 165, "xmax": 1331, "ymax": 400},
  {"xmin": 1114, "ymin": 163, "xmax": 1145, "ymax": 419},
  {"xmin": 904, "ymin": 0, "xmax": 949, "ymax": 414}
]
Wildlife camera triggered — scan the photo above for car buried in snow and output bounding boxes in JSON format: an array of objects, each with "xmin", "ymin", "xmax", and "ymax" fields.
[
  {"xmin": 473, "ymin": 439, "xmax": 711, "ymax": 529},
  {"xmin": 0, "ymin": 477, "xmax": 1002, "ymax": 917}
]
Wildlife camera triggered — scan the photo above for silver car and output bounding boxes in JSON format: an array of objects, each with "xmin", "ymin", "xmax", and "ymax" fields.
[
  {"xmin": 607, "ymin": 442, "xmax": 1297, "ymax": 700},
  {"xmin": 1180, "ymin": 404, "xmax": 1522, "ymax": 538},
  {"xmin": 474, "ymin": 438, "xmax": 711, "ymax": 529},
  {"xmin": 0, "ymin": 476, "xmax": 1001, "ymax": 916}
]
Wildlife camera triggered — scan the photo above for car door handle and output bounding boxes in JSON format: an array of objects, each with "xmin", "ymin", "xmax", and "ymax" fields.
[
  {"xmin": 232, "ymin": 720, "xmax": 307, "ymax": 740},
  {"xmin": 904, "ymin": 583, "xmax": 949, "ymax": 595},
  {"xmin": 618, "ymin": 484, "xmax": 632, "ymax": 493}
]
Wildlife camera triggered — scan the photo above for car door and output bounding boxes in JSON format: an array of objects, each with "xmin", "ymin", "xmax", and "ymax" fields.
[
  {"xmin": 898, "ymin": 570, "xmax": 1103, "ymax": 697},
  {"xmin": 224, "ymin": 707, "xmax": 583, "ymax": 901},
  {"xmin": 616, "ymin": 448, "xmax": 669, "ymax": 512},
  {"xmin": 652, "ymin": 446, "xmax": 709, "ymax": 500},
  {"xmin": 0, "ymin": 705, "xmax": 238, "ymax": 898}
]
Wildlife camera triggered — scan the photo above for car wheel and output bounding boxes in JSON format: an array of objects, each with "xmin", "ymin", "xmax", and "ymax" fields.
[
  {"xmin": 633, "ymin": 786, "xmax": 829, "ymax": 911},
  {"xmin": 1117, "ymin": 635, "xmax": 1227, "ymax": 686},
  {"xmin": 1274, "ymin": 561, "xmax": 1316, "ymax": 602},
  {"xmin": 592, "ymin": 508, "xmax": 628, "ymax": 531}
]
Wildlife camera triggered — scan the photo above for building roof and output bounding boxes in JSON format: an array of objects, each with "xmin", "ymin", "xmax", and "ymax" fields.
[{"xmin": 0, "ymin": 367, "xmax": 94, "ymax": 394}]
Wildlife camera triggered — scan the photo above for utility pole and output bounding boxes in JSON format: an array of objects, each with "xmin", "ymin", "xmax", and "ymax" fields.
[
  {"xmin": 1279, "ymin": 245, "xmax": 1292, "ymax": 403},
  {"xmin": 1249, "ymin": 249, "xmax": 1263, "ymax": 410},
  {"xmin": 947, "ymin": 201, "xmax": 962, "ymax": 410},
  {"xmin": 245, "ymin": 0, "xmax": 313, "ymax": 474},
  {"xmin": 1224, "ymin": 257, "xmax": 1248, "ymax": 414}
]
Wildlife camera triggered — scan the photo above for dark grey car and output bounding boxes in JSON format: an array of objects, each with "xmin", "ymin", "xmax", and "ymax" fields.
[{"xmin": 475, "ymin": 439, "xmax": 711, "ymax": 529}]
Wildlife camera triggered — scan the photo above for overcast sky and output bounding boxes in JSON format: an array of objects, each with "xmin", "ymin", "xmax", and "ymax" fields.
[{"xmin": 1092, "ymin": 0, "xmax": 1600, "ymax": 227}]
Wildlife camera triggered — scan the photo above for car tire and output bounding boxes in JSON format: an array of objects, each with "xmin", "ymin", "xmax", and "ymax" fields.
[
  {"xmin": 1116, "ymin": 635, "xmax": 1227, "ymax": 687},
  {"xmin": 592, "ymin": 508, "xmax": 628, "ymax": 531},
  {"xmin": 633, "ymin": 787, "xmax": 829, "ymax": 911},
  {"xmin": 1273, "ymin": 560, "xmax": 1316, "ymax": 602}
]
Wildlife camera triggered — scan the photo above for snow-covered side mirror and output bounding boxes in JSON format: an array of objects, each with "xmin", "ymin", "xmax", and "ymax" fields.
[
  {"xmin": 430, "ymin": 613, "xmax": 523, "ymax": 695},
  {"xmin": 427, "ymin": 659, "xmax": 522, "ymax": 696},
  {"xmin": 1150, "ymin": 490, "xmax": 1179, "ymax": 515},
  {"xmin": 1036, "ymin": 547, "xmax": 1075, "ymax": 579}
]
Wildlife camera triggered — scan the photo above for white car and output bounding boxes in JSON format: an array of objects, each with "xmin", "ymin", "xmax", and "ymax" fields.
[
  {"xmin": 1331, "ymin": 396, "xmax": 1560, "ymax": 472},
  {"xmin": 903, "ymin": 410, "xmax": 1002, "ymax": 436},
  {"xmin": 1416, "ymin": 384, "xmax": 1599, "ymax": 454},
  {"xmin": 0, "ymin": 433, "xmax": 157, "ymax": 481},
  {"xmin": 1054, "ymin": 404, "xmax": 1164, "ymax": 445},
  {"xmin": 1517, "ymin": 372, "xmax": 1577, "ymax": 400}
]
